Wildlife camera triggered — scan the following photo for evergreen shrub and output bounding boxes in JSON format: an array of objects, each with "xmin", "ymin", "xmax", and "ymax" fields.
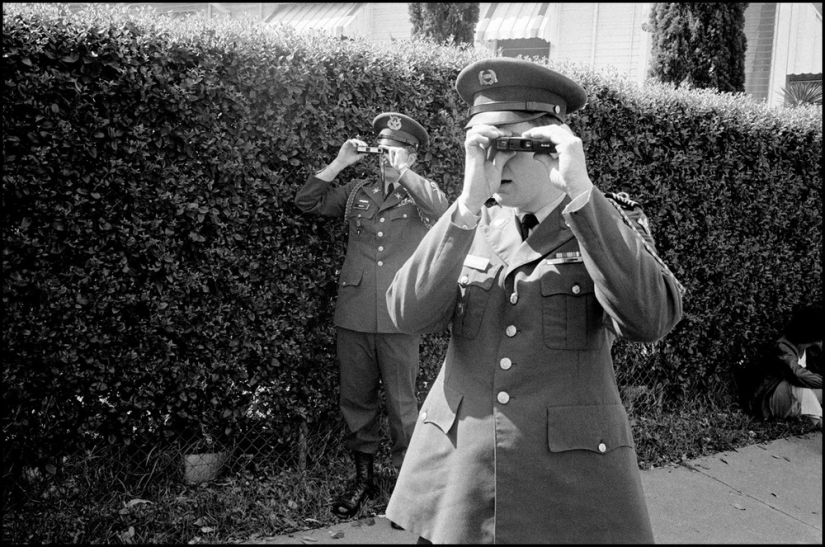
[{"xmin": 3, "ymin": 3, "xmax": 821, "ymax": 476}]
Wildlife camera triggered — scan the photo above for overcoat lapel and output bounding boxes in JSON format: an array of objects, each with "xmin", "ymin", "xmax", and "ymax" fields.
[
  {"xmin": 506, "ymin": 197, "xmax": 575, "ymax": 278},
  {"xmin": 479, "ymin": 208, "xmax": 522, "ymax": 265}
]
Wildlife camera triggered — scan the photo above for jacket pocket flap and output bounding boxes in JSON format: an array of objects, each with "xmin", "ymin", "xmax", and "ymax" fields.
[
  {"xmin": 458, "ymin": 262, "xmax": 502, "ymax": 291},
  {"xmin": 386, "ymin": 203, "xmax": 416, "ymax": 219},
  {"xmin": 421, "ymin": 385, "xmax": 463, "ymax": 435},
  {"xmin": 540, "ymin": 269, "xmax": 594, "ymax": 297},
  {"xmin": 547, "ymin": 403, "xmax": 634, "ymax": 454},
  {"xmin": 339, "ymin": 267, "xmax": 363, "ymax": 287}
]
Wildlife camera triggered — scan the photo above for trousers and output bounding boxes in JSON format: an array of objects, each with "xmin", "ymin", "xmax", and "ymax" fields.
[{"xmin": 337, "ymin": 327, "xmax": 420, "ymax": 468}]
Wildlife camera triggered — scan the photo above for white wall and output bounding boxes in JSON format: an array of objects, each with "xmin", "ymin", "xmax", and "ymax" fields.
[
  {"xmin": 369, "ymin": 2, "xmax": 413, "ymax": 42},
  {"xmin": 769, "ymin": 2, "xmax": 823, "ymax": 106}
]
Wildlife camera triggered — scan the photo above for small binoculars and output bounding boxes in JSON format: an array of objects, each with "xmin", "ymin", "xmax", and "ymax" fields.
[
  {"xmin": 486, "ymin": 137, "xmax": 557, "ymax": 162},
  {"xmin": 356, "ymin": 146, "xmax": 387, "ymax": 155}
]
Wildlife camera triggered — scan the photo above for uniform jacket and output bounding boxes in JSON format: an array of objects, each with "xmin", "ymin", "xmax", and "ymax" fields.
[
  {"xmin": 295, "ymin": 170, "xmax": 449, "ymax": 333},
  {"xmin": 384, "ymin": 188, "xmax": 683, "ymax": 543},
  {"xmin": 753, "ymin": 335, "xmax": 823, "ymax": 419}
]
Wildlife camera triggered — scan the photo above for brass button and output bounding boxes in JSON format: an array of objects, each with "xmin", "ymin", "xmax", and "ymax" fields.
[
  {"xmin": 497, "ymin": 391, "xmax": 510, "ymax": 404},
  {"xmin": 377, "ymin": 231, "xmax": 384, "ymax": 237},
  {"xmin": 377, "ymin": 261, "xmax": 384, "ymax": 267},
  {"xmin": 510, "ymin": 293, "xmax": 518, "ymax": 305},
  {"xmin": 403, "ymin": 213, "xmax": 408, "ymax": 218},
  {"xmin": 380, "ymin": 217, "xmax": 385, "ymax": 223},
  {"xmin": 572, "ymin": 283, "xmax": 581, "ymax": 295},
  {"xmin": 506, "ymin": 325, "xmax": 517, "ymax": 337},
  {"xmin": 378, "ymin": 246, "xmax": 384, "ymax": 252},
  {"xmin": 598, "ymin": 443, "xmax": 607, "ymax": 453},
  {"xmin": 500, "ymin": 358, "xmax": 512, "ymax": 370}
]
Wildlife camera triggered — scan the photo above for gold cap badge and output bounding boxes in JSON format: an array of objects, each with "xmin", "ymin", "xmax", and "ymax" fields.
[
  {"xmin": 478, "ymin": 69, "xmax": 498, "ymax": 86},
  {"xmin": 388, "ymin": 115, "xmax": 402, "ymax": 130}
]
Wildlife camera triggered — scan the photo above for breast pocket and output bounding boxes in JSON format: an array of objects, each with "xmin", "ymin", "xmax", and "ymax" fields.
[
  {"xmin": 349, "ymin": 203, "xmax": 375, "ymax": 238},
  {"xmin": 386, "ymin": 203, "xmax": 417, "ymax": 222},
  {"xmin": 547, "ymin": 403, "xmax": 634, "ymax": 455},
  {"xmin": 540, "ymin": 265, "xmax": 597, "ymax": 350},
  {"xmin": 452, "ymin": 262, "xmax": 502, "ymax": 340}
]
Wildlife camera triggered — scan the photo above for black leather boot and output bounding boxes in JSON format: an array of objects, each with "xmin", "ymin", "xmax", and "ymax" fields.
[{"xmin": 331, "ymin": 452, "xmax": 377, "ymax": 518}]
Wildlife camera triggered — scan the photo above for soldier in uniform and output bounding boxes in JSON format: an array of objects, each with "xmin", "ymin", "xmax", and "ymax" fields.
[
  {"xmin": 295, "ymin": 113, "xmax": 449, "ymax": 520},
  {"xmin": 383, "ymin": 58, "xmax": 684, "ymax": 543}
]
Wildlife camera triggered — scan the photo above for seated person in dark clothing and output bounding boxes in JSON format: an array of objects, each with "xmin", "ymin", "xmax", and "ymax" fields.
[{"xmin": 752, "ymin": 303, "xmax": 822, "ymax": 429}]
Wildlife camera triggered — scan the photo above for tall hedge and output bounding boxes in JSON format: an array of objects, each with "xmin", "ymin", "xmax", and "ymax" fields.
[{"xmin": 2, "ymin": 3, "xmax": 821, "ymax": 469}]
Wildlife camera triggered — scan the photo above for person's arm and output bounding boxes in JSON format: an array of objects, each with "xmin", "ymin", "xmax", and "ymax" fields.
[
  {"xmin": 294, "ymin": 138, "xmax": 367, "ymax": 217},
  {"xmin": 395, "ymin": 169, "xmax": 451, "ymax": 221},
  {"xmin": 522, "ymin": 123, "xmax": 682, "ymax": 343},
  {"xmin": 774, "ymin": 338, "xmax": 823, "ymax": 389}
]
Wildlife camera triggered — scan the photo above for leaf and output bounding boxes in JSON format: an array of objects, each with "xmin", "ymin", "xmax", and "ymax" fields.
[
  {"xmin": 200, "ymin": 527, "xmax": 215, "ymax": 533},
  {"xmin": 733, "ymin": 503, "xmax": 746, "ymax": 511},
  {"xmin": 193, "ymin": 517, "xmax": 206, "ymax": 526},
  {"xmin": 300, "ymin": 538, "xmax": 318, "ymax": 543},
  {"xmin": 45, "ymin": 464, "xmax": 57, "ymax": 475},
  {"xmin": 126, "ymin": 498, "xmax": 152, "ymax": 508},
  {"xmin": 329, "ymin": 530, "xmax": 344, "ymax": 539}
]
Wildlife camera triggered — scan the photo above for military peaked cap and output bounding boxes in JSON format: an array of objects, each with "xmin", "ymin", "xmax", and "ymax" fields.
[
  {"xmin": 372, "ymin": 112, "xmax": 429, "ymax": 149},
  {"xmin": 455, "ymin": 57, "xmax": 587, "ymax": 128}
]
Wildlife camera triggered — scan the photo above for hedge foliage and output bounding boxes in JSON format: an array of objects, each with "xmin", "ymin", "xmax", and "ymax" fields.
[{"xmin": 3, "ymin": 3, "xmax": 821, "ymax": 467}]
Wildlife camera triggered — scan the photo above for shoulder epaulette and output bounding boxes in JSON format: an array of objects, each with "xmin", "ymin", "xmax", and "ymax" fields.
[{"xmin": 604, "ymin": 190, "xmax": 685, "ymax": 296}]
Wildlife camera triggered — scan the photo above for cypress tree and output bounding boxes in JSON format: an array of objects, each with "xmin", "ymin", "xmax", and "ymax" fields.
[
  {"xmin": 645, "ymin": 3, "xmax": 748, "ymax": 93},
  {"xmin": 408, "ymin": 3, "xmax": 480, "ymax": 45}
]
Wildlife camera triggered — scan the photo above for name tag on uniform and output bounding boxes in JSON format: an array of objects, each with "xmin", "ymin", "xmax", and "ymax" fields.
[
  {"xmin": 464, "ymin": 255, "xmax": 489, "ymax": 271},
  {"xmin": 544, "ymin": 251, "xmax": 583, "ymax": 265},
  {"xmin": 353, "ymin": 202, "xmax": 370, "ymax": 210}
]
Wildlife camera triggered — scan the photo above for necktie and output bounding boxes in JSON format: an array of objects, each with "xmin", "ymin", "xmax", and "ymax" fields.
[
  {"xmin": 385, "ymin": 183, "xmax": 395, "ymax": 198},
  {"xmin": 520, "ymin": 213, "xmax": 538, "ymax": 240}
]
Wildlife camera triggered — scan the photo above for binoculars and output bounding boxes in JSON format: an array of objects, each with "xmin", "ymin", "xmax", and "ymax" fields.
[
  {"xmin": 356, "ymin": 146, "xmax": 386, "ymax": 155},
  {"xmin": 486, "ymin": 137, "xmax": 557, "ymax": 162}
]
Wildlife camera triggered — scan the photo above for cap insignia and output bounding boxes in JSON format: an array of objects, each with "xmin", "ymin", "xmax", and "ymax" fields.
[
  {"xmin": 479, "ymin": 69, "xmax": 498, "ymax": 86},
  {"xmin": 388, "ymin": 116, "xmax": 402, "ymax": 130}
]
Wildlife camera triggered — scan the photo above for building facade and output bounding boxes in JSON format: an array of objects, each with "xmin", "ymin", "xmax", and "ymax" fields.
[{"xmin": 65, "ymin": 3, "xmax": 822, "ymax": 107}]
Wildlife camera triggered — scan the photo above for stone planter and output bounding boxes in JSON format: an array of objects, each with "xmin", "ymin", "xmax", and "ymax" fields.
[{"xmin": 183, "ymin": 451, "xmax": 227, "ymax": 485}]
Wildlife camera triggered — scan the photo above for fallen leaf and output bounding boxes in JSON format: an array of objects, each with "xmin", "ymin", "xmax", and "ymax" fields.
[
  {"xmin": 193, "ymin": 517, "xmax": 206, "ymax": 526},
  {"xmin": 782, "ymin": 456, "xmax": 791, "ymax": 462},
  {"xmin": 771, "ymin": 493, "xmax": 777, "ymax": 497},
  {"xmin": 720, "ymin": 458, "xmax": 728, "ymax": 464},
  {"xmin": 288, "ymin": 500, "xmax": 299, "ymax": 510},
  {"xmin": 300, "ymin": 537, "xmax": 318, "ymax": 543},
  {"xmin": 305, "ymin": 518, "xmax": 322, "ymax": 524},
  {"xmin": 201, "ymin": 527, "xmax": 215, "ymax": 533},
  {"xmin": 126, "ymin": 498, "xmax": 152, "ymax": 508},
  {"xmin": 733, "ymin": 503, "xmax": 746, "ymax": 511},
  {"xmin": 771, "ymin": 454, "xmax": 780, "ymax": 459},
  {"xmin": 329, "ymin": 530, "xmax": 344, "ymax": 539}
]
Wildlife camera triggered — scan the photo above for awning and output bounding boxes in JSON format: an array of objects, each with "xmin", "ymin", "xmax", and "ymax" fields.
[
  {"xmin": 265, "ymin": 3, "xmax": 365, "ymax": 35},
  {"xmin": 476, "ymin": 2, "xmax": 553, "ymax": 42}
]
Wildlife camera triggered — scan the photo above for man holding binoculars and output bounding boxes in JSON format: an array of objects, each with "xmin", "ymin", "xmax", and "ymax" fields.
[{"xmin": 295, "ymin": 112, "xmax": 449, "ymax": 521}]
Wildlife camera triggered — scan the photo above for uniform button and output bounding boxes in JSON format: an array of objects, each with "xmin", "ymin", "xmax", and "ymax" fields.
[
  {"xmin": 342, "ymin": 281, "xmax": 347, "ymax": 286},
  {"xmin": 572, "ymin": 283, "xmax": 581, "ymax": 295},
  {"xmin": 420, "ymin": 411, "xmax": 428, "ymax": 421},
  {"xmin": 378, "ymin": 246, "xmax": 384, "ymax": 252},
  {"xmin": 598, "ymin": 442, "xmax": 607, "ymax": 453},
  {"xmin": 403, "ymin": 213, "xmax": 408, "ymax": 218},
  {"xmin": 380, "ymin": 217, "xmax": 385, "ymax": 223},
  {"xmin": 506, "ymin": 325, "xmax": 517, "ymax": 337},
  {"xmin": 459, "ymin": 275, "xmax": 469, "ymax": 286},
  {"xmin": 500, "ymin": 357, "xmax": 512, "ymax": 370},
  {"xmin": 497, "ymin": 391, "xmax": 510, "ymax": 404},
  {"xmin": 509, "ymin": 293, "xmax": 518, "ymax": 305},
  {"xmin": 377, "ymin": 231, "xmax": 384, "ymax": 237},
  {"xmin": 377, "ymin": 261, "xmax": 384, "ymax": 266}
]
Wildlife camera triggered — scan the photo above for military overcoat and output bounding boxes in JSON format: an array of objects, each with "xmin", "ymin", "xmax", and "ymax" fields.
[
  {"xmin": 384, "ymin": 188, "xmax": 683, "ymax": 543},
  {"xmin": 295, "ymin": 171, "xmax": 449, "ymax": 333}
]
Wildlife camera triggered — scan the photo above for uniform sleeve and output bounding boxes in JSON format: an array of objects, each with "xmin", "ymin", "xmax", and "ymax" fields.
[
  {"xmin": 386, "ymin": 201, "xmax": 475, "ymax": 334},
  {"xmin": 774, "ymin": 339, "xmax": 823, "ymax": 389},
  {"xmin": 398, "ymin": 171, "xmax": 451, "ymax": 223},
  {"xmin": 563, "ymin": 187, "xmax": 683, "ymax": 343},
  {"xmin": 294, "ymin": 173, "xmax": 357, "ymax": 218}
]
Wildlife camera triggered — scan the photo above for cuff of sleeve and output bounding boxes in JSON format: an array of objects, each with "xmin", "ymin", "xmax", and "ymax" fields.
[
  {"xmin": 563, "ymin": 185, "xmax": 593, "ymax": 214},
  {"xmin": 454, "ymin": 198, "xmax": 481, "ymax": 230}
]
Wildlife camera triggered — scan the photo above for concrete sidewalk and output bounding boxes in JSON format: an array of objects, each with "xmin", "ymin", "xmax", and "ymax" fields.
[{"xmin": 257, "ymin": 432, "xmax": 821, "ymax": 544}]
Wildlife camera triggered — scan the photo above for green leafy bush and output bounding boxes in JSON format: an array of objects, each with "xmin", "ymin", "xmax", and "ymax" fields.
[{"xmin": 2, "ymin": 2, "xmax": 821, "ymax": 484}]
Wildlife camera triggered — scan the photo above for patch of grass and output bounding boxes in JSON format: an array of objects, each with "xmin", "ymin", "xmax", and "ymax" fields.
[{"xmin": 2, "ymin": 406, "xmax": 819, "ymax": 544}]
